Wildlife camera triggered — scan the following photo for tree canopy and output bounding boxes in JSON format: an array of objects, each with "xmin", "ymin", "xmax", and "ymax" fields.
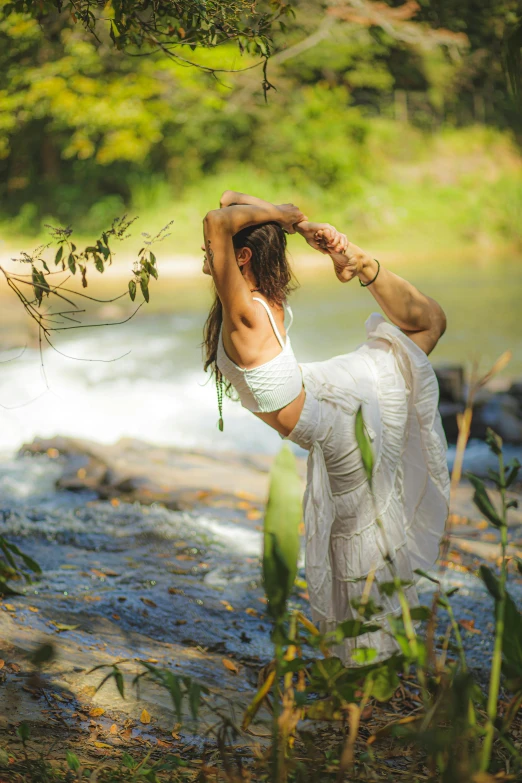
[
  {"xmin": 3, "ymin": 0, "xmax": 293, "ymax": 59},
  {"xmin": 2, "ymin": 0, "xmax": 521, "ymax": 230}
]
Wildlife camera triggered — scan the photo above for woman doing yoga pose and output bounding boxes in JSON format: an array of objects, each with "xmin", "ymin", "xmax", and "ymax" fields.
[{"xmin": 202, "ymin": 190, "xmax": 450, "ymax": 664}]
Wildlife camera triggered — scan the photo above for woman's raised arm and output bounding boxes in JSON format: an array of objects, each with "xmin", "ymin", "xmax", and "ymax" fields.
[{"xmin": 203, "ymin": 200, "xmax": 305, "ymax": 324}]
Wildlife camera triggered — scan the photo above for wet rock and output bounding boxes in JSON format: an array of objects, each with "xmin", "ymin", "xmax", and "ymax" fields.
[
  {"xmin": 481, "ymin": 393, "xmax": 522, "ymax": 443},
  {"xmin": 434, "ymin": 368, "xmax": 522, "ymax": 444},
  {"xmin": 18, "ymin": 435, "xmax": 296, "ymax": 510},
  {"xmin": 434, "ymin": 365, "xmax": 464, "ymax": 403},
  {"xmin": 509, "ymin": 381, "xmax": 522, "ymax": 402}
]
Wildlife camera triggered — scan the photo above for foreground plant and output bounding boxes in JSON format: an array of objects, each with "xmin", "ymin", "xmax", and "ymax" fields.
[
  {"xmin": 469, "ymin": 429, "xmax": 521, "ymax": 772},
  {"xmin": 0, "ymin": 218, "xmax": 170, "ymax": 363},
  {"xmin": 0, "ymin": 529, "xmax": 41, "ymax": 596}
]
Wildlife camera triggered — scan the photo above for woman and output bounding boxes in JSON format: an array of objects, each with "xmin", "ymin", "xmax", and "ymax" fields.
[{"xmin": 202, "ymin": 190, "xmax": 450, "ymax": 664}]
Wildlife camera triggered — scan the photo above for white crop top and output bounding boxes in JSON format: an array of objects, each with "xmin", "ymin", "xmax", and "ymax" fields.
[{"xmin": 216, "ymin": 297, "xmax": 303, "ymax": 413}]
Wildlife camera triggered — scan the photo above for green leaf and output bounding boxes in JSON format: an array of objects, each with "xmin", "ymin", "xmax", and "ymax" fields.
[
  {"xmin": 332, "ymin": 619, "xmax": 382, "ymax": 640},
  {"xmin": 414, "ymin": 568, "xmax": 440, "ymax": 585},
  {"xmin": 506, "ymin": 459, "xmax": 521, "ymax": 488},
  {"xmin": 31, "ymin": 267, "xmax": 43, "ymax": 305},
  {"xmin": 30, "ymin": 642, "xmax": 55, "ymax": 667},
  {"xmin": 16, "ymin": 721, "xmax": 30, "ymax": 743},
  {"xmin": 164, "ymin": 671, "xmax": 183, "ymax": 721},
  {"xmin": 387, "ymin": 616, "xmax": 412, "ymax": 658},
  {"xmin": 481, "ymin": 564, "xmax": 522, "ymax": 676},
  {"xmin": 466, "ymin": 473, "xmax": 503, "ymax": 527},
  {"xmin": 114, "ymin": 667, "xmax": 125, "ymax": 698},
  {"xmin": 0, "ymin": 537, "xmax": 17, "ymax": 569},
  {"xmin": 128, "ymin": 279, "xmax": 137, "ymax": 301},
  {"xmin": 367, "ymin": 661, "xmax": 400, "ymax": 702},
  {"xmin": 350, "ymin": 595, "xmax": 382, "ymax": 620},
  {"xmin": 54, "ymin": 246, "xmax": 63, "ymax": 266},
  {"xmin": 140, "ymin": 277, "xmax": 150, "ymax": 302},
  {"xmin": 350, "ymin": 647, "xmax": 377, "ymax": 665},
  {"xmin": 410, "ymin": 605, "xmax": 432, "ymax": 621},
  {"xmin": 488, "ymin": 468, "xmax": 501, "ymax": 485},
  {"xmin": 94, "ymin": 256, "xmax": 104, "ymax": 273},
  {"xmin": 262, "ymin": 445, "xmax": 302, "ymax": 620},
  {"xmin": 122, "ymin": 752, "xmax": 136, "ymax": 769},
  {"xmin": 355, "ymin": 406, "xmax": 374, "ymax": 486},
  {"xmin": 486, "ymin": 428, "xmax": 503, "ymax": 455},
  {"xmin": 189, "ymin": 681, "xmax": 201, "ymax": 720},
  {"xmin": 0, "ymin": 579, "xmax": 22, "ymax": 597},
  {"xmin": 68, "ymin": 253, "xmax": 76, "ymax": 274},
  {"xmin": 0, "ymin": 748, "xmax": 9, "ymax": 766},
  {"xmin": 480, "ymin": 564, "xmax": 502, "ymax": 601},
  {"xmin": 66, "ymin": 751, "xmax": 80, "ymax": 771},
  {"xmin": 6, "ymin": 541, "xmax": 41, "ymax": 574},
  {"xmin": 379, "ymin": 579, "xmax": 413, "ymax": 597}
]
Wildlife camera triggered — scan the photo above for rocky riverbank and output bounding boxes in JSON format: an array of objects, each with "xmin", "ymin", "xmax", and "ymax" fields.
[{"xmin": 1, "ymin": 436, "xmax": 522, "ymax": 766}]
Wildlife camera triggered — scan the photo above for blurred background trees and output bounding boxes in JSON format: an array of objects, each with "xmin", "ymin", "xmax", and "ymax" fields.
[{"xmin": 0, "ymin": 0, "xmax": 521, "ymax": 244}]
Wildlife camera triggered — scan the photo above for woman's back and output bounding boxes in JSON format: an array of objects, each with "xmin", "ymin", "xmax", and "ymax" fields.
[{"xmin": 216, "ymin": 296, "xmax": 303, "ymax": 414}]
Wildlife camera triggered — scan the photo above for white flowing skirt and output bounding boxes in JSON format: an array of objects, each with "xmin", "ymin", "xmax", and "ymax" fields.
[{"xmin": 286, "ymin": 314, "xmax": 450, "ymax": 665}]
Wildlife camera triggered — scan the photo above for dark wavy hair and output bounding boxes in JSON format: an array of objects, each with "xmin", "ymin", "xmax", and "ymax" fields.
[{"xmin": 203, "ymin": 221, "xmax": 298, "ymax": 396}]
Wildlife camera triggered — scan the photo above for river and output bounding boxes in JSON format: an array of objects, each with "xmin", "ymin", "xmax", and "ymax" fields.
[{"xmin": 1, "ymin": 253, "xmax": 521, "ymax": 457}]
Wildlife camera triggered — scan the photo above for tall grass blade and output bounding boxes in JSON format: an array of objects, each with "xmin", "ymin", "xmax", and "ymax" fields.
[{"xmin": 263, "ymin": 444, "xmax": 302, "ymax": 621}]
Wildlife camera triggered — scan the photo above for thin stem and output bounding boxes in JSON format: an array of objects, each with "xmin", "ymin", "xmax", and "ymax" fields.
[
  {"xmin": 481, "ymin": 448, "xmax": 508, "ymax": 771},
  {"xmin": 272, "ymin": 632, "xmax": 284, "ymax": 783}
]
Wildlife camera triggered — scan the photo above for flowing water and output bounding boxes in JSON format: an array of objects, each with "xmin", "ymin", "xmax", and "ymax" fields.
[{"xmin": 1, "ymin": 254, "xmax": 521, "ymax": 456}]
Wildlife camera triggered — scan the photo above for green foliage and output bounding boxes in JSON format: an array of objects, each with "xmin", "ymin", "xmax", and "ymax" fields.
[
  {"xmin": 2, "ymin": 0, "xmax": 289, "ymax": 57},
  {"xmin": 355, "ymin": 406, "xmax": 374, "ymax": 487},
  {"xmin": 29, "ymin": 642, "xmax": 55, "ymax": 667},
  {"xmin": 262, "ymin": 444, "xmax": 301, "ymax": 622},
  {"xmin": 466, "ymin": 472, "xmax": 503, "ymax": 527},
  {"xmin": 88, "ymin": 658, "xmax": 207, "ymax": 723},
  {"xmin": 16, "ymin": 721, "xmax": 30, "ymax": 745},
  {"xmin": 2, "ymin": 217, "xmax": 166, "ymax": 361},
  {"xmin": 1, "ymin": 1, "xmax": 521, "ymax": 240},
  {"xmin": 66, "ymin": 750, "xmax": 80, "ymax": 771},
  {"xmin": 366, "ymin": 659, "xmax": 400, "ymax": 702},
  {"xmin": 0, "ymin": 533, "xmax": 41, "ymax": 595},
  {"xmin": 480, "ymin": 564, "xmax": 522, "ymax": 680}
]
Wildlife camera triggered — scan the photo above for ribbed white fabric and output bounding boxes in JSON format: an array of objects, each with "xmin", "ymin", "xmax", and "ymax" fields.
[
  {"xmin": 286, "ymin": 313, "xmax": 450, "ymax": 666},
  {"xmin": 216, "ymin": 298, "xmax": 303, "ymax": 413}
]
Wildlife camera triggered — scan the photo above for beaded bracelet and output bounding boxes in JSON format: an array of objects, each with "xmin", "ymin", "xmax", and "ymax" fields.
[{"xmin": 359, "ymin": 258, "xmax": 380, "ymax": 287}]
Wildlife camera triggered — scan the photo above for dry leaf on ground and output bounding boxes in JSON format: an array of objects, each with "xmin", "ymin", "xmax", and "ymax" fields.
[{"xmin": 222, "ymin": 658, "xmax": 239, "ymax": 674}]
